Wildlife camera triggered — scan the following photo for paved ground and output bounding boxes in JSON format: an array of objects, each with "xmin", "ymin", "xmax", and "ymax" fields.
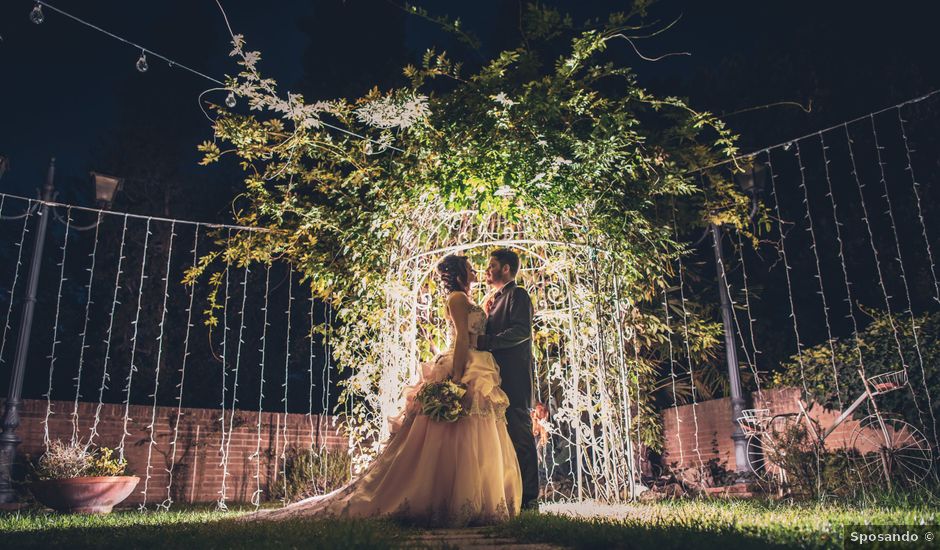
[{"xmin": 410, "ymin": 527, "xmax": 564, "ymax": 549}]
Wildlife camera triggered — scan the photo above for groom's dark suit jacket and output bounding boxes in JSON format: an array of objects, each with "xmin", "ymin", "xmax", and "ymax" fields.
[{"xmin": 477, "ymin": 281, "xmax": 534, "ymax": 409}]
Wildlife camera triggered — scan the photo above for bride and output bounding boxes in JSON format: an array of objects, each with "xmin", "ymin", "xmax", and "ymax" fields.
[{"xmin": 238, "ymin": 254, "xmax": 522, "ymax": 526}]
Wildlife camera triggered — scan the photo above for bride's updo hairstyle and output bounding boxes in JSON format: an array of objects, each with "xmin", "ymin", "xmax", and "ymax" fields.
[{"xmin": 437, "ymin": 254, "xmax": 470, "ymax": 293}]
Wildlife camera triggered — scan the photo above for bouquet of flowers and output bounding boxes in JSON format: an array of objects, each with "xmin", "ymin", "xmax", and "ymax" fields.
[{"xmin": 416, "ymin": 378, "xmax": 469, "ymax": 423}]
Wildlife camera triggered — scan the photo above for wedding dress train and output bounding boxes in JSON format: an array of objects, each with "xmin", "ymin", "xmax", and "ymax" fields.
[{"xmin": 238, "ymin": 304, "xmax": 522, "ymax": 526}]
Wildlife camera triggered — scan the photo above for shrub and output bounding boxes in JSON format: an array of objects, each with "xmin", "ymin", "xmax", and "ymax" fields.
[
  {"xmin": 87, "ymin": 446, "xmax": 128, "ymax": 477},
  {"xmin": 761, "ymin": 418, "xmax": 861, "ymax": 498},
  {"xmin": 268, "ymin": 445, "xmax": 352, "ymax": 502},
  {"xmin": 28, "ymin": 439, "xmax": 127, "ymax": 481},
  {"xmin": 773, "ymin": 309, "xmax": 940, "ymax": 430}
]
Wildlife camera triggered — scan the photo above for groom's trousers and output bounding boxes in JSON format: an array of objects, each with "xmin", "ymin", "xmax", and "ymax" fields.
[{"xmin": 505, "ymin": 406, "xmax": 539, "ymax": 506}]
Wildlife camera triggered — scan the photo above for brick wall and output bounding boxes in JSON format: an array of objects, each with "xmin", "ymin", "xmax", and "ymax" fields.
[
  {"xmin": 3, "ymin": 398, "xmax": 346, "ymax": 505},
  {"xmin": 661, "ymin": 387, "xmax": 870, "ymax": 472}
]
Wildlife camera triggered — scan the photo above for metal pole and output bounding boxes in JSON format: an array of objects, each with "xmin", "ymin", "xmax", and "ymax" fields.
[
  {"xmin": 0, "ymin": 158, "xmax": 55, "ymax": 503},
  {"xmin": 710, "ymin": 223, "xmax": 750, "ymax": 481}
]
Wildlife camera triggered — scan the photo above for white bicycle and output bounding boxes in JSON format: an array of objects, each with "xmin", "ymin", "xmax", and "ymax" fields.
[{"xmin": 738, "ymin": 369, "xmax": 933, "ymax": 489}]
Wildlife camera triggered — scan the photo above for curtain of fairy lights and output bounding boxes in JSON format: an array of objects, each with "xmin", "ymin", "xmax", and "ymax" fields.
[{"xmin": 343, "ymin": 196, "xmax": 643, "ymax": 503}]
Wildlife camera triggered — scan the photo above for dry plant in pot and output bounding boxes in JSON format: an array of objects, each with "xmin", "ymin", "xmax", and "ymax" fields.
[{"xmin": 27, "ymin": 439, "xmax": 139, "ymax": 514}]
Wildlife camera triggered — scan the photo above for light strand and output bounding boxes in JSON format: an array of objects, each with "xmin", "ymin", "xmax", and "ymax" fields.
[
  {"xmin": 897, "ymin": 108, "xmax": 940, "ymax": 448},
  {"xmin": 216, "ymin": 230, "xmax": 233, "ymax": 511},
  {"xmin": 307, "ymin": 287, "xmax": 316, "ymax": 489},
  {"xmin": 690, "ymin": 87, "xmax": 940, "ymax": 174},
  {"xmin": 42, "ymin": 207, "xmax": 72, "ymax": 448},
  {"xmin": 162, "ymin": 226, "xmax": 200, "ymax": 511},
  {"xmin": 281, "ymin": 266, "xmax": 294, "ymax": 497},
  {"xmin": 670, "ymin": 205, "xmax": 704, "ymax": 471},
  {"xmin": 897, "ymin": 109, "xmax": 940, "ymax": 304},
  {"xmin": 611, "ymin": 275, "xmax": 638, "ymax": 495},
  {"xmin": 0, "ymin": 200, "xmax": 32, "ymax": 368},
  {"xmin": 819, "ymin": 131, "xmax": 869, "ymax": 388},
  {"xmin": 793, "ymin": 141, "xmax": 843, "ymax": 409},
  {"xmin": 308, "ymin": 290, "xmax": 315, "ymax": 438},
  {"xmin": 70, "ymin": 211, "xmax": 103, "ymax": 446},
  {"xmin": 714, "ymin": 237, "xmax": 758, "ymax": 376},
  {"xmin": 733, "ymin": 229, "xmax": 763, "ymax": 401},
  {"xmin": 868, "ymin": 115, "xmax": 935, "ymax": 443},
  {"xmin": 845, "ymin": 123, "xmax": 923, "ymax": 422},
  {"xmin": 118, "ymin": 217, "xmax": 152, "ymax": 462},
  {"xmin": 765, "ymin": 151, "xmax": 810, "ymax": 397},
  {"xmin": 632, "ymin": 335, "xmax": 643, "ymax": 484},
  {"xmin": 699, "ymin": 175, "xmax": 760, "ymax": 381},
  {"xmin": 33, "ymin": 1, "xmax": 224, "ymax": 85},
  {"xmin": 29, "ymin": 1, "xmax": 405, "ymax": 153},
  {"xmin": 662, "ymin": 288, "xmax": 683, "ymax": 465},
  {"xmin": 88, "ymin": 215, "xmax": 128, "ymax": 445},
  {"xmin": 322, "ymin": 302, "xmax": 332, "ymax": 487},
  {"xmin": 250, "ymin": 263, "xmax": 272, "ymax": 507},
  {"xmin": 221, "ymin": 262, "xmax": 250, "ymax": 507},
  {"xmin": 140, "ymin": 222, "xmax": 176, "ymax": 509},
  {"xmin": 0, "ymin": 191, "xmax": 277, "ymax": 234}
]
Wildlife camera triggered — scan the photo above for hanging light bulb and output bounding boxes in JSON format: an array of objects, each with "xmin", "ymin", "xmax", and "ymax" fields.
[
  {"xmin": 225, "ymin": 91, "xmax": 237, "ymax": 108},
  {"xmin": 30, "ymin": 3, "xmax": 44, "ymax": 24},
  {"xmin": 136, "ymin": 50, "xmax": 149, "ymax": 73}
]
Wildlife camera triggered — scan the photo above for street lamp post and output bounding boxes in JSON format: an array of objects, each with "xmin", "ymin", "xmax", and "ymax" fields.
[
  {"xmin": 0, "ymin": 158, "xmax": 121, "ymax": 503},
  {"xmin": 705, "ymin": 165, "xmax": 765, "ymax": 483},
  {"xmin": 711, "ymin": 222, "xmax": 750, "ymax": 481}
]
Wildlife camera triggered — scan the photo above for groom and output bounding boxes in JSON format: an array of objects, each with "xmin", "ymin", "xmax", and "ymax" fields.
[{"xmin": 477, "ymin": 248, "xmax": 539, "ymax": 510}]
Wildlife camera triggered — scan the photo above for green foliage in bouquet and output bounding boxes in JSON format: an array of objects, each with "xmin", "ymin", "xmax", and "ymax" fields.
[{"xmin": 416, "ymin": 379, "xmax": 469, "ymax": 423}]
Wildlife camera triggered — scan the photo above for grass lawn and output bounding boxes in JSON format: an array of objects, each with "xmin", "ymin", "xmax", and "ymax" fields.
[
  {"xmin": 491, "ymin": 496, "xmax": 940, "ymax": 549},
  {"xmin": 1, "ymin": 495, "xmax": 938, "ymax": 549},
  {"xmin": 0, "ymin": 503, "xmax": 424, "ymax": 549}
]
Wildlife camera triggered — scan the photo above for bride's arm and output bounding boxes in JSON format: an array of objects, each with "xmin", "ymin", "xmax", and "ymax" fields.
[{"xmin": 447, "ymin": 292, "xmax": 471, "ymax": 382}]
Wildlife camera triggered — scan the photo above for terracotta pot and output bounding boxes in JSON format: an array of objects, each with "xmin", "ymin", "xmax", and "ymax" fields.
[{"xmin": 30, "ymin": 476, "xmax": 140, "ymax": 514}]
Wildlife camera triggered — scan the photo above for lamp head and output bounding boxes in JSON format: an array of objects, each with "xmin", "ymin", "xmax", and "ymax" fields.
[
  {"xmin": 734, "ymin": 162, "xmax": 767, "ymax": 197},
  {"xmin": 90, "ymin": 172, "xmax": 123, "ymax": 208}
]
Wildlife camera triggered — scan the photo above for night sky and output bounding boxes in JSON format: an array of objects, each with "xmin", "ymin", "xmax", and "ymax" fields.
[
  {"xmin": 0, "ymin": 1, "xmax": 939, "ymax": 412},
  {"xmin": 2, "ymin": 1, "xmax": 936, "ymax": 213}
]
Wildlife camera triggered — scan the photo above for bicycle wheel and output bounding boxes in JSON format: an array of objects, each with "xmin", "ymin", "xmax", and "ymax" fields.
[
  {"xmin": 849, "ymin": 414, "xmax": 933, "ymax": 488},
  {"xmin": 744, "ymin": 432, "xmax": 772, "ymax": 483},
  {"xmin": 746, "ymin": 413, "xmax": 807, "ymax": 485}
]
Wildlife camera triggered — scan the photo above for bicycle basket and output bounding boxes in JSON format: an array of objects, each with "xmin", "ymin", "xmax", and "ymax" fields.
[
  {"xmin": 737, "ymin": 408, "xmax": 771, "ymax": 432},
  {"xmin": 866, "ymin": 369, "xmax": 908, "ymax": 395}
]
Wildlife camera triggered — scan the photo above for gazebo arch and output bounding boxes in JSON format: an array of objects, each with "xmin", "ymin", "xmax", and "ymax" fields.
[{"xmin": 347, "ymin": 196, "xmax": 643, "ymax": 502}]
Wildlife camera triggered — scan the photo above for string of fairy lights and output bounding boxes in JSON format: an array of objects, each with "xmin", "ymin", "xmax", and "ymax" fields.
[
  {"xmin": 0, "ymin": 191, "xmax": 339, "ymax": 511},
  {"xmin": 86, "ymin": 215, "xmax": 128, "ymax": 447},
  {"xmin": 216, "ymin": 231, "xmax": 233, "ymax": 510},
  {"xmin": 0, "ymin": 199, "xmax": 31, "ymax": 374},
  {"xmin": 161, "ymin": 224, "xmax": 200, "ymax": 511},
  {"xmin": 25, "ymin": 0, "xmax": 405, "ymax": 153},
  {"xmin": 71, "ymin": 211, "xmax": 103, "ymax": 445},
  {"xmin": 118, "ymin": 218, "xmax": 151, "ymax": 463},
  {"xmin": 249, "ymin": 264, "xmax": 272, "ymax": 507},
  {"xmin": 140, "ymin": 221, "xmax": 175, "ymax": 509},
  {"xmin": 793, "ymin": 141, "xmax": 843, "ymax": 409},
  {"xmin": 41, "ymin": 207, "xmax": 71, "ymax": 447}
]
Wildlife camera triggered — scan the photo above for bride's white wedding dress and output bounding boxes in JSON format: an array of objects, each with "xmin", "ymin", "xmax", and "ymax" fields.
[{"xmin": 238, "ymin": 296, "xmax": 522, "ymax": 526}]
